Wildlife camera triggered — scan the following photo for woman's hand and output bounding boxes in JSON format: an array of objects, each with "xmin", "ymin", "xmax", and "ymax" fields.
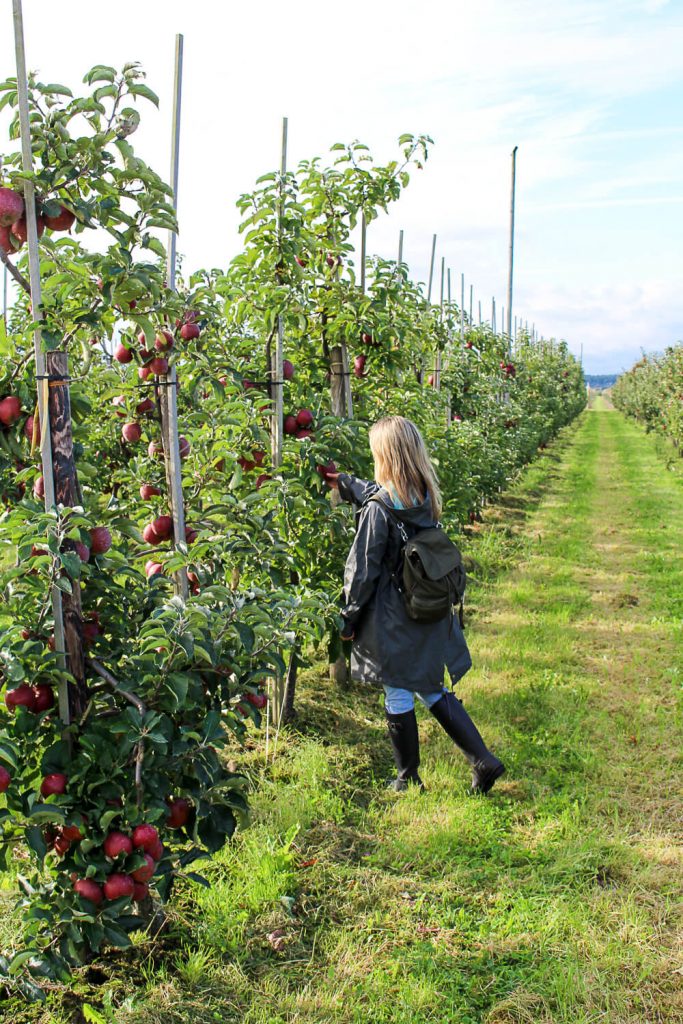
[{"xmin": 325, "ymin": 472, "xmax": 340, "ymax": 489}]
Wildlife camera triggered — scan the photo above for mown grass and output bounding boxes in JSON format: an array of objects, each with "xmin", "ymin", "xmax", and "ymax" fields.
[{"xmin": 1, "ymin": 405, "xmax": 682, "ymax": 1023}]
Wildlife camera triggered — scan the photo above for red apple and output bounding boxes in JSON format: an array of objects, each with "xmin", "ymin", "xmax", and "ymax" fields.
[
  {"xmin": 255, "ymin": 473, "xmax": 271, "ymax": 489},
  {"xmin": 5, "ymin": 684, "xmax": 36, "ymax": 713},
  {"xmin": 89, "ymin": 527, "xmax": 112, "ymax": 555},
  {"xmin": 103, "ymin": 831, "xmax": 133, "ymax": 859},
  {"xmin": 11, "ymin": 214, "xmax": 44, "ymax": 244},
  {"xmin": 145, "ymin": 560, "xmax": 163, "ymax": 578},
  {"xmin": 0, "ymin": 766, "xmax": 11, "ymax": 792},
  {"xmin": 24, "ymin": 415, "xmax": 40, "ymax": 444},
  {"xmin": 0, "ymin": 395, "xmax": 22, "ymax": 426},
  {"xmin": 139, "ymin": 365, "xmax": 152, "ymax": 382},
  {"xmin": 136, "ymin": 398, "xmax": 155, "ymax": 416},
  {"xmin": 284, "ymin": 415, "xmax": 298, "ymax": 435},
  {"xmin": 132, "ymin": 881, "xmax": 149, "ymax": 902},
  {"xmin": 427, "ymin": 374, "xmax": 435, "ymax": 387},
  {"xmin": 155, "ymin": 330, "xmax": 174, "ymax": 352},
  {"xmin": 149, "ymin": 357, "xmax": 169, "ymax": 376},
  {"xmin": 187, "ymin": 571, "xmax": 200, "ymax": 594},
  {"xmin": 184, "ymin": 526, "xmax": 198, "ymax": 545},
  {"xmin": 114, "ymin": 344, "xmax": 133, "ymax": 364},
  {"xmin": 152, "ymin": 515, "xmax": 173, "ymax": 540},
  {"xmin": 131, "ymin": 852, "xmax": 156, "ymax": 883},
  {"xmin": 283, "ymin": 359, "xmax": 294, "ymax": 380},
  {"xmin": 33, "ymin": 475, "xmax": 45, "ymax": 499},
  {"xmin": 73, "ymin": 878, "xmax": 103, "ymax": 905},
  {"xmin": 103, "ymin": 873, "xmax": 135, "ymax": 901},
  {"xmin": 353, "ymin": 354, "xmax": 366, "ymax": 378},
  {"xmin": 132, "ymin": 823, "xmax": 159, "ymax": 854},
  {"xmin": 296, "ymin": 409, "xmax": 313, "ymax": 428},
  {"xmin": 32, "ymin": 684, "xmax": 55, "ymax": 713},
  {"xmin": 246, "ymin": 692, "xmax": 267, "ymax": 709},
  {"xmin": 0, "ymin": 224, "xmax": 17, "ymax": 255},
  {"xmin": 178, "ymin": 436, "xmax": 190, "ymax": 459},
  {"xmin": 122, "ymin": 422, "xmax": 142, "ymax": 443},
  {"xmin": 140, "ymin": 483, "xmax": 161, "ymax": 500},
  {"xmin": 0, "ymin": 187, "xmax": 24, "ymax": 227},
  {"xmin": 180, "ymin": 322, "xmax": 200, "ymax": 341},
  {"xmin": 238, "ymin": 456, "xmax": 256, "ymax": 472},
  {"xmin": 149, "ymin": 837, "xmax": 164, "ymax": 861},
  {"xmin": 296, "ymin": 429, "xmax": 314, "ymax": 440},
  {"xmin": 143, "ymin": 523, "xmax": 162, "ymax": 545},
  {"xmin": 361, "ymin": 332, "xmax": 373, "ymax": 345},
  {"xmin": 40, "ymin": 773, "xmax": 67, "ymax": 797},
  {"xmin": 148, "ymin": 440, "xmax": 164, "ymax": 460},
  {"xmin": 74, "ymin": 541, "xmax": 90, "ymax": 563},
  {"xmin": 44, "ymin": 206, "xmax": 75, "ymax": 232},
  {"xmin": 166, "ymin": 796, "xmax": 190, "ymax": 828}
]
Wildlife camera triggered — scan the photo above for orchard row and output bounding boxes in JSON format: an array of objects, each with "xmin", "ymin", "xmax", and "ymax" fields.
[
  {"xmin": 612, "ymin": 344, "xmax": 683, "ymax": 450},
  {"xmin": 0, "ymin": 63, "xmax": 585, "ymax": 991}
]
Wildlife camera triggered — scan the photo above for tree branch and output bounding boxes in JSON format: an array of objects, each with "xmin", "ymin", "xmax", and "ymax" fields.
[
  {"xmin": 0, "ymin": 246, "xmax": 30, "ymax": 295},
  {"xmin": 87, "ymin": 658, "xmax": 146, "ymax": 715}
]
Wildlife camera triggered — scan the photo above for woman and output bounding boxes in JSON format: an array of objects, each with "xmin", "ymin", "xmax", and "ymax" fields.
[{"xmin": 328, "ymin": 415, "xmax": 505, "ymax": 794}]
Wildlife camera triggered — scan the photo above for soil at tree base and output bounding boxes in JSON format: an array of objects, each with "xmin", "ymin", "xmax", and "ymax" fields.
[{"xmin": 2, "ymin": 401, "xmax": 681, "ymax": 1023}]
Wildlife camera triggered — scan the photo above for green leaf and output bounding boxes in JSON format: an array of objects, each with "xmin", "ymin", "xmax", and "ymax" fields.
[
  {"xmin": 84, "ymin": 66, "xmax": 116, "ymax": 85},
  {"xmin": 25, "ymin": 825, "xmax": 47, "ymax": 865},
  {"xmin": 29, "ymin": 804, "xmax": 67, "ymax": 823},
  {"xmin": 129, "ymin": 84, "xmax": 159, "ymax": 107}
]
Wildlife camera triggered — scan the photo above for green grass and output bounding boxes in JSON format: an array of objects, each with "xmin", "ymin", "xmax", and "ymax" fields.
[{"xmin": 2, "ymin": 406, "xmax": 682, "ymax": 1023}]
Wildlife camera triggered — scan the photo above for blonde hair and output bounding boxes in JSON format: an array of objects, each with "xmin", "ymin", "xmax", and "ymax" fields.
[{"xmin": 369, "ymin": 416, "xmax": 442, "ymax": 520}]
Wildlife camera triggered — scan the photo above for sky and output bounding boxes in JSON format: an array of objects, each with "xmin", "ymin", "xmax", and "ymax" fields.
[{"xmin": 1, "ymin": 0, "xmax": 682, "ymax": 374}]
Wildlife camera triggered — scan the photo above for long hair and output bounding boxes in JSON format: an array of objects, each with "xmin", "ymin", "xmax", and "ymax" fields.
[{"xmin": 369, "ymin": 416, "xmax": 442, "ymax": 520}]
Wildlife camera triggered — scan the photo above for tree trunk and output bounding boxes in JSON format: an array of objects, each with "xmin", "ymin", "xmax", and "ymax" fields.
[
  {"xmin": 280, "ymin": 645, "xmax": 299, "ymax": 725},
  {"xmin": 46, "ymin": 351, "xmax": 88, "ymax": 720}
]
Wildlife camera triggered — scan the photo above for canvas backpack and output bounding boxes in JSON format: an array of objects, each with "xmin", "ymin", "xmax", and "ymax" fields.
[{"xmin": 369, "ymin": 495, "xmax": 467, "ymax": 626}]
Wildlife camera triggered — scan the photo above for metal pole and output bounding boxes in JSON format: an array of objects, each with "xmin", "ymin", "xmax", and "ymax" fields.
[
  {"xmin": 427, "ymin": 233, "xmax": 436, "ymax": 302},
  {"xmin": 398, "ymin": 229, "xmax": 404, "ymax": 266},
  {"xmin": 360, "ymin": 212, "xmax": 367, "ymax": 295},
  {"xmin": 469, "ymin": 284, "xmax": 473, "ymax": 324},
  {"xmin": 435, "ymin": 257, "xmax": 444, "ymax": 390},
  {"xmin": 273, "ymin": 116, "xmax": 288, "ymax": 467},
  {"xmin": 460, "ymin": 273, "xmax": 465, "ymax": 339},
  {"xmin": 163, "ymin": 33, "xmax": 188, "ymax": 601},
  {"xmin": 12, "ymin": 0, "xmax": 69, "ymax": 721},
  {"xmin": 478, "ymin": 300, "xmax": 482, "ymax": 326},
  {"xmin": 506, "ymin": 145, "xmax": 518, "ymax": 353},
  {"xmin": 492, "ymin": 297, "xmax": 496, "ymax": 334}
]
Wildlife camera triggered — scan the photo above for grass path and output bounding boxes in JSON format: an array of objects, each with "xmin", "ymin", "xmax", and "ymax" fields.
[{"xmin": 5, "ymin": 405, "xmax": 683, "ymax": 1023}]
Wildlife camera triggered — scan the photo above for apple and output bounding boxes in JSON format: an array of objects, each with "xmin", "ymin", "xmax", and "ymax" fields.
[
  {"xmin": 61, "ymin": 820, "xmax": 86, "ymax": 842},
  {"xmin": 149, "ymin": 357, "xmax": 169, "ymax": 376},
  {"xmin": 5, "ymin": 684, "xmax": 36, "ymax": 713},
  {"xmin": 326, "ymin": 254, "xmax": 338, "ymax": 268},
  {"xmin": 11, "ymin": 214, "xmax": 44, "ymax": 244},
  {"xmin": 427, "ymin": 374, "xmax": 435, "ymax": 387},
  {"xmin": 143, "ymin": 523, "xmax": 162, "ymax": 545},
  {"xmin": 44, "ymin": 206, "xmax": 75, "ymax": 232},
  {"xmin": 294, "ymin": 256, "xmax": 307, "ymax": 267},
  {"xmin": 361, "ymin": 332, "xmax": 373, "ymax": 345},
  {"xmin": 296, "ymin": 429, "xmax": 314, "ymax": 440},
  {"xmin": 32, "ymin": 684, "xmax": 55, "ymax": 713},
  {"xmin": 296, "ymin": 409, "xmax": 313, "ymax": 429},
  {"xmin": 152, "ymin": 515, "xmax": 173, "ymax": 540},
  {"xmin": 111, "ymin": 395, "xmax": 127, "ymax": 417},
  {"xmin": 253, "ymin": 449, "xmax": 265, "ymax": 466},
  {"xmin": 283, "ymin": 359, "xmax": 294, "ymax": 380},
  {"xmin": 114, "ymin": 343, "xmax": 133, "ymax": 364},
  {"xmin": 24, "ymin": 415, "xmax": 40, "ymax": 444},
  {"xmin": 33, "ymin": 475, "xmax": 45, "ymax": 499},
  {"xmin": 316, "ymin": 460, "xmax": 337, "ymax": 480},
  {"xmin": 246, "ymin": 692, "xmax": 267, "ymax": 709},
  {"xmin": 139, "ymin": 365, "xmax": 152, "ymax": 382},
  {"xmin": 353, "ymin": 354, "xmax": 366, "ymax": 378},
  {"xmin": 40, "ymin": 773, "xmax": 67, "ymax": 797},
  {"xmin": 136, "ymin": 398, "xmax": 155, "ymax": 416},
  {"xmin": 131, "ymin": 852, "xmax": 156, "ymax": 883},
  {"xmin": 284, "ymin": 415, "xmax": 298, "ymax": 435},
  {"xmin": 140, "ymin": 483, "xmax": 161, "ymax": 500},
  {"xmin": 180, "ymin": 322, "xmax": 200, "ymax": 341},
  {"xmin": 0, "ymin": 187, "xmax": 24, "ymax": 227},
  {"xmin": 145, "ymin": 560, "xmax": 163, "ymax": 578},
  {"xmin": 132, "ymin": 823, "xmax": 159, "ymax": 854},
  {"xmin": 0, "ymin": 766, "xmax": 11, "ymax": 792},
  {"xmin": 89, "ymin": 527, "xmax": 112, "ymax": 555},
  {"xmin": 132, "ymin": 881, "xmax": 149, "ymax": 902},
  {"xmin": 178, "ymin": 436, "xmax": 190, "ymax": 459},
  {"xmin": 185, "ymin": 526, "xmax": 198, "ymax": 545},
  {"xmin": 122, "ymin": 422, "xmax": 142, "ymax": 443},
  {"xmin": 0, "ymin": 396, "xmax": 22, "ymax": 426},
  {"xmin": 187, "ymin": 570, "xmax": 200, "ymax": 594},
  {"xmin": 242, "ymin": 379, "xmax": 255, "ymax": 390},
  {"xmin": 255, "ymin": 474, "xmax": 271, "ymax": 489},
  {"xmin": 465, "ymin": 340, "xmax": 473, "ymax": 350},
  {"xmin": 149, "ymin": 837, "xmax": 164, "ymax": 861},
  {"xmin": 0, "ymin": 225, "xmax": 17, "ymax": 254},
  {"xmin": 148, "ymin": 440, "xmax": 164, "ymax": 460},
  {"xmin": 154, "ymin": 330, "xmax": 174, "ymax": 352},
  {"xmin": 82, "ymin": 618, "xmax": 101, "ymax": 646},
  {"xmin": 103, "ymin": 873, "xmax": 135, "ymax": 901},
  {"xmin": 166, "ymin": 796, "xmax": 190, "ymax": 829},
  {"xmin": 73, "ymin": 878, "xmax": 103, "ymax": 905},
  {"xmin": 453, "ymin": 414, "xmax": 463, "ymax": 423},
  {"xmin": 238, "ymin": 456, "xmax": 256, "ymax": 472},
  {"xmin": 74, "ymin": 541, "xmax": 90, "ymax": 562},
  {"xmin": 103, "ymin": 831, "xmax": 133, "ymax": 859}
]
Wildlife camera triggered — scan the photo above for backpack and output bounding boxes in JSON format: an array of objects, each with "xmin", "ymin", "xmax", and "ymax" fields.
[{"xmin": 369, "ymin": 495, "xmax": 467, "ymax": 626}]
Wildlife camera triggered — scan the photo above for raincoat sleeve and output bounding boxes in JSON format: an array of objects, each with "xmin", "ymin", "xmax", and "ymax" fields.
[
  {"xmin": 337, "ymin": 473, "xmax": 379, "ymax": 508},
  {"xmin": 340, "ymin": 502, "xmax": 390, "ymax": 636}
]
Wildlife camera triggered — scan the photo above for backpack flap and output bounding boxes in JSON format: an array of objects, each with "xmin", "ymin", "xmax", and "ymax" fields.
[{"xmin": 405, "ymin": 530, "xmax": 462, "ymax": 579}]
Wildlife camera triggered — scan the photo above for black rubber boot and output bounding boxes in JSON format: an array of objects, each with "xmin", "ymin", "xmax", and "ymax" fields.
[
  {"xmin": 429, "ymin": 691, "xmax": 505, "ymax": 794},
  {"xmin": 385, "ymin": 708, "xmax": 424, "ymax": 791}
]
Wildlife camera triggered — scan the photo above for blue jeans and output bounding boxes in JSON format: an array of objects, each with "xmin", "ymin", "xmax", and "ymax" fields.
[{"xmin": 384, "ymin": 685, "xmax": 447, "ymax": 715}]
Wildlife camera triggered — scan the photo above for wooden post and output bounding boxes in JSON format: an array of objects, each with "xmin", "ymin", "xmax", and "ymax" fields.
[
  {"xmin": 478, "ymin": 300, "xmax": 482, "ymax": 326},
  {"xmin": 492, "ymin": 297, "xmax": 496, "ymax": 334},
  {"xmin": 360, "ymin": 212, "xmax": 366, "ymax": 296},
  {"xmin": 434, "ymin": 256, "xmax": 444, "ymax": 390},
  {"xmin": 460, "ymin": 273, "xmax": 465, "ymax": 339},
  {"xmin": 469, "ymin": 284, "xmax": 473, "ymax": 324},
  {"xmin": 506, "ymin": 145, "xmax": 518, "ymax": 355},
  {"xmin": 13, "ymin": 0, "xmax": 87, "ymax": 724},
  {"xmin": 272, "ymin": 117, "xmax": 288, "ymax": 471},
  {"xmin": 160, "ymin": 33, "xmax": 188, "ymax": 600}
]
